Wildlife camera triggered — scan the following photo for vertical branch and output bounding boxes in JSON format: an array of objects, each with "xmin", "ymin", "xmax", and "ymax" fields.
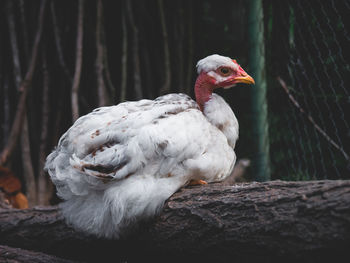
[
  {"xmin": 53, "ymin": 83, "xmax": 64, "ymax": 146},
  {"xmin": 120, "ymin": 3, "xmax": 128, "ymax": 102},
  {"xmin": 71, "ymin": 0, "xmax": 84, "ymax": 122},
  {"xmin": 19, "ymin": 0, "xmax": 29, "ymax": 62},
  {"xmin": 2, "ymin": 78, "xmax": 10, "ymax": 148},
  {"xmin": 185, "ymin": 0, "xmax": 194, "ymax": 95},
  {"xmin": 6, "ymin": 1, "xmax": 22, "ymax": 90},
  {"xmin": 157, "ymin": 0, "xmax": 171, "ymax": 94},
  {"xmin": 126, "ymin": 0, "xmax": 142, "ymax": 99},
  {"xmin": 51, "ymin": 1, "xmax": 72, "ymax": 83},
  {"xmin": 100, "ymin": 9, "xmax": 115, "ymax": 102},
  {"xmin": 37, "ymin": 48, "xmax": 52, "ymax": 205},
  {"xmin": 0, "ymin": 15, "xmax": 8, "ymax": 147},
  {"xmin": 20, "ymin": 112, "xmax": 36, "ymax": 205},
  {"xmin": 0, "ymin": 0, "xmax": 46, "ymax": 167},
  {"xmin": 142, "ymin": 47, "xmax": 154, "ymax": 99},
  {"xmin": 6, "ymin": 0, "xmax": 37, "ymax": 206},
  {"xmin": 175, "ymin": 2, "xmax": 185, "ymax": 92},
  {"xmin": 96, "ymin": 0, "xmax": 108, "ymax": 106}
]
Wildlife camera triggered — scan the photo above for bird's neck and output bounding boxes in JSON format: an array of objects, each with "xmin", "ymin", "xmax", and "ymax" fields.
[
  {"xmin": 195, "ymin": 73, "xmax": 216, "ymax": 111},
  {"xmin": 195, "ymin": 74, "xmax": 239, "ymax": 148}
]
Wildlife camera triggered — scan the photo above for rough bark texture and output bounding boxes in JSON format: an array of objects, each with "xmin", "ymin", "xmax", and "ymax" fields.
[
  {"xmin": 0, "ymin": 180, "xmax": 349, "ymax": 262},
  {"xmin": 0, "ymin": 245, "xmax": 75, "ymax": 263}
]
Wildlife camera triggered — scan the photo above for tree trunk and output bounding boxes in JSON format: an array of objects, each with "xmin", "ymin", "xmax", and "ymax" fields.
[
  {"xmin": 0, "ymin": 245, "xmax": 75, "ymax": 263},
  {"xmin": 175, "ymin": 1, "xmax": 185, "ymax": 93},
  {"xmin": 6, "ymin": 0, "xmax": 22, "ymax": 89},
  {"xmin": 0, "ymin": 180, "xmax": 349, "ymax": 262},
  {"xmin": 1, "ymin": 79, "xmax": 10, "ymax": 149},
  {"xmin": 126, "ymin": 0, "xmax": 142, "ymax": 100},
  {"xmin": 100, "ymin": 5, "xmax": 115, "ymax": 103},
  {"xmin": 185, "ymin": 0, "xmax": 194, "ymax": 95},
  {"xmin": 19, "ymin": 0, "xmax": 29, "ymax": 63},
  {"xmin": 20, "ymin": 115, "xmax": 36, "ymax": 206},
  {"xmin": 6, "ymin": 0, "xmax": 37, "ymax": 206},
  {"xmin": 71, "ymin": 0, "xmax": 84, "ymax": 122},
  {"xmin": 120, "ymin": 4, "xmax": 128, "ymax": 102},
  {"xmin": 37, "ymin": 50, "xmax": 52, "ymax": 206},
  {"xmin": 95, "ymin": 0, "xmax": 108, "ymax": 107},
  {"xmin": 51, "ymin": 0, "xmax": 72, "ymax": 83},
  {"xmin": 142, "ymin": 48, "xmax": 153, "ymax": 98},
  {"xmin": 158, "ymin": 0, "xmax": 171, "ymax": 95}
]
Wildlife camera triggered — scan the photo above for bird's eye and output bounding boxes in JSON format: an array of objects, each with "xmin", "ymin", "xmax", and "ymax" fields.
[{"xmin": 220, "ymin": 67, "xmax": 230, "ymax": 75}]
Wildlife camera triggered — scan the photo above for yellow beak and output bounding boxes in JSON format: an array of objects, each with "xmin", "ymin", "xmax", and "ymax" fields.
[{"xmin": 234, "ymin": 75, "xmax": 255, "ymax": 85}]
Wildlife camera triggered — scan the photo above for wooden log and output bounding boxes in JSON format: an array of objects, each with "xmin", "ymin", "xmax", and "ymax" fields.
[
  {"xmin": 0, "ymin": 180, "xmax": 349, "ymax": 262},
  {"xmin": 0, "ymin": 245, "xmax": 75, "ymax": 263}
]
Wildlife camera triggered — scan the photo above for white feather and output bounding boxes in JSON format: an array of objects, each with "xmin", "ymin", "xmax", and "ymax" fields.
[
  {"xmin": 46, "ymin": 57, "xmax": 240, "ymax": 239},
  {"xmin": 196, "ymin": 54, "xmax": 238, "ymax": 74}
]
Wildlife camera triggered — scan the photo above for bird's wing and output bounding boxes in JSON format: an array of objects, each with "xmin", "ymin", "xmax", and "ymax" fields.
[{"xmin": 46, "ymin": 94, "xmax": 208, "ymax": 195}]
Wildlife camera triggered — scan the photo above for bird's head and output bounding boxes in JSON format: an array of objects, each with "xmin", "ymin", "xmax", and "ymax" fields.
[{"xmin": 195, "ymin": 54, "xmax": 254, "ymax": 110}]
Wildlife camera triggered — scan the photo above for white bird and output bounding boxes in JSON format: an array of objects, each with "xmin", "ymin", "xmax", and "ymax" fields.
[{"xmin": 45, "ymin": 54, "xmax": 254, "ymax": 239}]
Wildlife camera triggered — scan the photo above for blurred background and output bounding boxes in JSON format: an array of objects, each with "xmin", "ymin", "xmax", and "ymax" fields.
[{"xmin": 0, "ymin": 0, "xmax": 349, "ymax": 207}]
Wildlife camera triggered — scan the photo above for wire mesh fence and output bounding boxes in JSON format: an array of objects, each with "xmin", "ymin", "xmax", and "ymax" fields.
[{"xmin": 264, "ymin": 0, "xmax": 350, "ymax": 180}]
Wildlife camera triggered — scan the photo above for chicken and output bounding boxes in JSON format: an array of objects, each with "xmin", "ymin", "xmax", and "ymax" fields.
[{"xmin": 45, "ymin": 54, "xmax": 254, "ymax": 238}]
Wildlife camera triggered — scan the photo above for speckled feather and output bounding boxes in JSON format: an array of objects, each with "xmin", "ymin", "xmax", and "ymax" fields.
[{"xmin": 45, "ymin": 55, "xmax": 241, "ymax": 239}]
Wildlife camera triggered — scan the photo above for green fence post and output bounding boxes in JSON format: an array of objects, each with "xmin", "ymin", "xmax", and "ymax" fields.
[{"xmin": 247, "ymin": 0, "xmax": 271, "ymax": 181}]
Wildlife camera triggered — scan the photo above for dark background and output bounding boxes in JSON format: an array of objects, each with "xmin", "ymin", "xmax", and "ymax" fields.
[{"xmin": 0, "ymin": 0, "xmax": 349, "ymax": 206}]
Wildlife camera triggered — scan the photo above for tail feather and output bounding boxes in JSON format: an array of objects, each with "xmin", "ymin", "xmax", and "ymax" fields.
[{"xmin": 60, "ymin": 175, "xmax": 182, "ymax": 239}]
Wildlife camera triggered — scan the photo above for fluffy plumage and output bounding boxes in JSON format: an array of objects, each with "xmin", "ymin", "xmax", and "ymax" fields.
[{"xmin": 45, "ymin": 54, "xmax": 254, "ymax": 238}]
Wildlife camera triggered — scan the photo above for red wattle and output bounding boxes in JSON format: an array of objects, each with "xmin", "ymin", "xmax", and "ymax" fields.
[{"xmin": 194, "ymin": 73, "xmax": 215, "ymax": 111}]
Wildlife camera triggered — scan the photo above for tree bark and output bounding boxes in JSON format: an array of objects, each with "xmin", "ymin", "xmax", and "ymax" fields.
[
  {"xmin": 0, "ymin": 245, "xmax": 75, "ymax": 263},
  {"xmin": 71, "ymin": 0, "xmax": 84, "ymax": 122},
  {"xmin": 0, "ymin": 180, "xmax": 349, "ymax": 262}
]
